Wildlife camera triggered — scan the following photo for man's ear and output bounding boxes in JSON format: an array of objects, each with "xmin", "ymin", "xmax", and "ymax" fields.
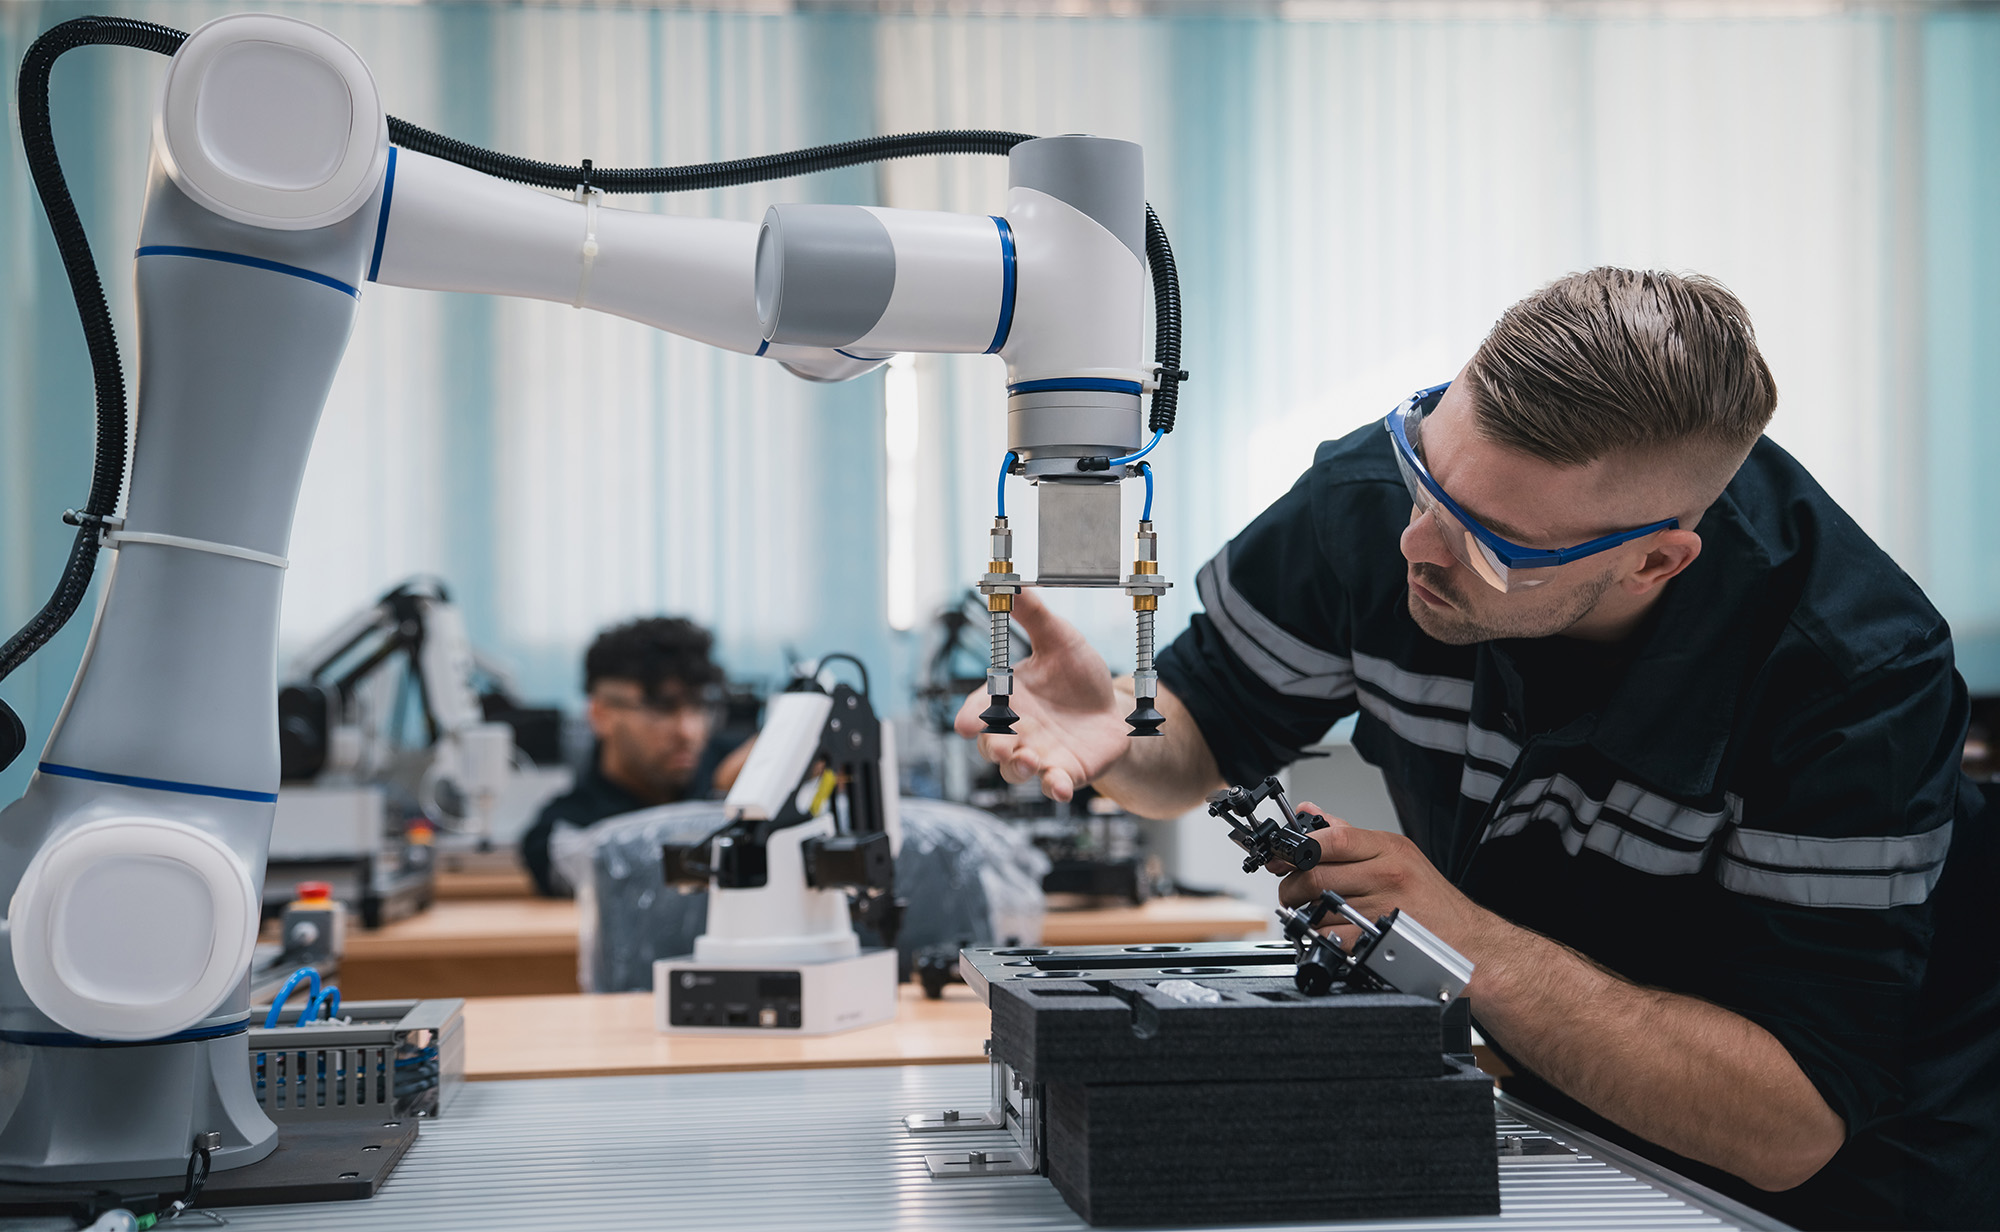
[
  {"xmin": 585, "ymin": 692, "xmax": 614, "ymax": 739},
  {"xmin": 1621, "ymin": 529, "xmax": 1702, "ymax": 597}
]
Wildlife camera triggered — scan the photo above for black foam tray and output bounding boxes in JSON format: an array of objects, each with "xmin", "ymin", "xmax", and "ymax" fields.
[
  {"xmin": 1045, "ymin": 1058, "xmax": 1500, "ymax": 1226},
  {"xmin": 990, "ymin": 976, "xmax": 1442, "ymax": 1086}
]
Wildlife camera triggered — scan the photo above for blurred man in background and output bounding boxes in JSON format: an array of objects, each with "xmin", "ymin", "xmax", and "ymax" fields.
[{"xmin": 523, "ymin": 617, "xmax": 751, "ymax": 895}]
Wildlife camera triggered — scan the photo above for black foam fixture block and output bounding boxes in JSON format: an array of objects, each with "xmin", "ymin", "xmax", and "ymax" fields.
[
  {"xmin": 989, "ymin": 977, "xmax": 1443, "ymax": 1086},
  {"xmin": 1045, "ymin": 1060, "xmax": 1499, "ymax": 1226},
  {"xmin": 987, "ymin": 976, "xmax": 1499, "ymax": 1225}
]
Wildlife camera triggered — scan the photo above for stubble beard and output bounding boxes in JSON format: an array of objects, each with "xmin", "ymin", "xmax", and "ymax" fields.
[{"xmin": 1406, "ymin": 563, "xmax": 1617, "ymax": 645}]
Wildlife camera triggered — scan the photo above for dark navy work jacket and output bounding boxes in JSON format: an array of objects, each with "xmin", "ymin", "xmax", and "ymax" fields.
[{"xmin": 1158, "ymin": 422, "xmax": 2000, "ymax": 1231}]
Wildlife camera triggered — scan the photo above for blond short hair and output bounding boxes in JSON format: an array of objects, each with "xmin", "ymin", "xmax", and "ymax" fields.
[{"xmin": 1465, "ymin": 269, "xmax": 1777, "ymax": 491}]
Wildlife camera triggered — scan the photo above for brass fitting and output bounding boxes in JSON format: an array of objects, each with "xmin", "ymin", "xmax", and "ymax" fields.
[{"xmin": 1125, "ymin": 520, "xmax": 1168, "ymax": 612}]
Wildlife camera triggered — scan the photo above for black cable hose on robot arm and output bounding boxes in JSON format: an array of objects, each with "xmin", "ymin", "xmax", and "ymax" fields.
[
  {"xmin": 1143, "ymin": 204, "xmax": 1184, "ymax": 435},
  {"xmin": 0, "ymin": 16, "xmax": 190, "ymax": 769},
  {"xmin": 0, "ymin": 16, "xmax": 1186, "ymax": 768},
  {"xmin": 4, "ymin": 17, "xmax": 188, "ymax": 677},
  {"xmin": 386, "ymin": 119, "xmax": 1037, "ymax": 194}
]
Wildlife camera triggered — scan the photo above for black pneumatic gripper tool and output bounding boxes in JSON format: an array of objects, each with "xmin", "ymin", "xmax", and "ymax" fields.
[
  {"xmin": 1278, "ymin": 889, "xmax": 1475, "ymax": 1004},
  {"xmin": 1205, "ymin": 775, "xmax": 1330, "ymax": 873}
]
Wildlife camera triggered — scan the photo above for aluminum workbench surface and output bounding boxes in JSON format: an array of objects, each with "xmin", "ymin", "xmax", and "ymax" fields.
[{"xmin": 212, "ymin": 1064, "xmax": 1790, "ymax": 1232}]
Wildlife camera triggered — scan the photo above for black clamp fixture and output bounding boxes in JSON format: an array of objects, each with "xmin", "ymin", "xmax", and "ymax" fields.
[{"xmin": 1205, "ymin": 775, "xmax": 1329, "ymax": 873}]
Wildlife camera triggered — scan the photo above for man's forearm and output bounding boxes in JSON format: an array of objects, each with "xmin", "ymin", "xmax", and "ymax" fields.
[
  {"xmin": 1091, "ymin": 682, "xmax": 1225, "ymax": 819},
  {"xmin": 1471, "ymin": 923, "xmax": 1845, "ymax": 1191}
]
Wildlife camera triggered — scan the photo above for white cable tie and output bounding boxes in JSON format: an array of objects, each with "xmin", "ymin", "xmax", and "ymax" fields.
[
  {"xmin": 103, "ymin": 530, "xmax": 289, "ymax": 570},
  {"xmin": 573, "ymin": 185, "xmax": 604, "ymax": 309}
]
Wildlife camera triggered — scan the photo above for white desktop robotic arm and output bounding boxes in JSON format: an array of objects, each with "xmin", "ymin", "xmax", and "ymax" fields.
[{"xmin": 0, "ymin": 11, "xmax": 1181, "ymax": 1182}]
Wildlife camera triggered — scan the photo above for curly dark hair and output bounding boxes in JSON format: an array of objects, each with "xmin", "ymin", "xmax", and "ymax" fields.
[{"xmin": 583, "ymin": 616, "xmax": 724, "ymax": 700}]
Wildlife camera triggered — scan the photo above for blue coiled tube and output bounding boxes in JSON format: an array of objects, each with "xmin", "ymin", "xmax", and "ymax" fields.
[{"xmin": 263, "ymin": 967, "xmax": 321, "ymax": 1029}]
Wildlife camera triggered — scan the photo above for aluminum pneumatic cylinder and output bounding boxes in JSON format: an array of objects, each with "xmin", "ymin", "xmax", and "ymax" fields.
[
  {"xmin": 1125, "ymin": 520, "xmax": 1169, "ymax": 736},
  {"xmin": 977, "ymin": 518, "xmax": 1022, "ymax": 734}
]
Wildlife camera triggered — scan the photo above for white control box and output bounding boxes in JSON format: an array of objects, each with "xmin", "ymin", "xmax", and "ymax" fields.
[{"xmin": 655, "ymin": 948, "xmax": 898, "ymax": 1036}]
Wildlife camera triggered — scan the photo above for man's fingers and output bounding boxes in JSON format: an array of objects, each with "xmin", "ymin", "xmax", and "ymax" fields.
[
  {"xmin": 1007, "ymin": 589, "xmax": 1085, "ymax": 654},
  {"xmin": 996, "ymin": 746, "xmax": 1045, "ymax": 786},
  {"xmin": 953, "ymin": 689, "xmax": 989, "ymax": 740},
  {"xmin": 1041, "ymin": 765, "xmax": 1076, "ymax": 803},
  {"xmin": 1282, "ymin": 853, "xmax": 1391, "ymax": 908},
  {"xmin": 1296, "ymin": 802, "xmax": 1349, "ymax": 830},
  {"xmin": 1306, "ymin": 814, "xmax": 1391, "ymax": 867}
]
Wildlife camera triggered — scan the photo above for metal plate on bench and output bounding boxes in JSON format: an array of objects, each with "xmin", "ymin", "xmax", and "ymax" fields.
[{"xmin": 0, "ymin": 1118, "xmax": 418, "ymax": 1216}]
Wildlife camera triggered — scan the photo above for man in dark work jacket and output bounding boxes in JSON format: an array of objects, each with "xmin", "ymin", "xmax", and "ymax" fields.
[
  {"xmin": 522, "ymin": 617, "xmax": 749, "ymax": 895},
  {"xmin": 958, "ymin": 268, "xmax": 2000, "ymax": 1230}
]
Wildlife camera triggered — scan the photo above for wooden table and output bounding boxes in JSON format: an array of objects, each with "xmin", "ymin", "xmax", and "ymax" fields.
[
  {"xmin": 338, "ymin": 895, "xmax": 1272, "ymax": 1000},
  {"xmin": 458, "ymin": 983, "xmax": 1506, "ymax": 1082},
  {"xmin": 1040, "ymin": 897, "xmax": 1273, "ymax": 945},
  {"xmin": 340, "ymin": 899, "xmax": 581, "ymax": 999},
  {"xmin": 462, "ymin": 982, "xmax": 991, "ymax": 1081},
  {"xmin": 432, "ymin": 867, "xmax": 537, "ymax": 899}
]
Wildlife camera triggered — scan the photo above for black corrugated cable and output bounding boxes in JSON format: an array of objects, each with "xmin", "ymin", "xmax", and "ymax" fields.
[
  {"xmin": 2, "ymin": 17, "xmax": 187, "ymax": 695},
  {"xmin": 385, "ymin": 120, "xmax": 1037, "ymax": 194},
  {"xmin": 1144, "ymin": 204, "xmax": 1186, "ymax": 436}
]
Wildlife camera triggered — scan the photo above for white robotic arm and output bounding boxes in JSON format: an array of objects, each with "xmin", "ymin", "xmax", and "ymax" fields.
[
  {"xmin": 0, "ymin": 10, "xmax": 1181, "ymax": 1181},
  {"xmin": 370, "ymin": 148, "xmax": 887, "ymax": 382}
]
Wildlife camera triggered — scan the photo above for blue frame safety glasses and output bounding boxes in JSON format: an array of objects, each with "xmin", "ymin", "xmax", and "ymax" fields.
[{"xmin": 1385, "ymin": 382, "xmax": 1680, "ymax": 593}]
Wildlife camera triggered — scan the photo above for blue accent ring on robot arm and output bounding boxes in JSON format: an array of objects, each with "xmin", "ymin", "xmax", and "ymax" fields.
[
  {"xmin": 366, "ymin": 145, "xmax": 398, "ymax": 282},
  {"xmin": 1007, "ymin": 377, "xmax": 1144, "ymax": 397},
  {"xmin": 38, "ymin": 761, "xmax": 278, "ymax": 803},
  {"xmin": 986, "ymin": 216, "xmax": 1016, "ymax": 354},
  {"xmin": 134, "ymin": 246, "xmax": 359, "ymax": 298},
  {"xmin": 0, "ymin": 1017, "xmax": 250, "ymax": 1048}
]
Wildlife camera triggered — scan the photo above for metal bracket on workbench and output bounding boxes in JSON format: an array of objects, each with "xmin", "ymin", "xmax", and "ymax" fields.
[
  {"xmin": 905, "ymin": 1040, "xmax": 1004, "ymax": 1134},
  {"xmin": 911, "ymin": 1052, "xmax": 1043, "ymax": 1179}
]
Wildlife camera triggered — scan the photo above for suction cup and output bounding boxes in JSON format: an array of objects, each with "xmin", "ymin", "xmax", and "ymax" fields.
[
  {"xmin": 1125, "ymin": 701, "xmax": 1165, "ymax": 737},
  {"xmin": 979, "ymin": 696, "xmax": 1019, "ymax": 735}
]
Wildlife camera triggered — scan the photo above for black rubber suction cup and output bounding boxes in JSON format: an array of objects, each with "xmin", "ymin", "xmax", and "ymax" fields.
[
  {"xmin": 1125, "ymin": 701, "xmax": 1165, "ymax": 737},
  {"xmin": 979, "ymin": 696, "xmax": 1019, "ymax": 735}
]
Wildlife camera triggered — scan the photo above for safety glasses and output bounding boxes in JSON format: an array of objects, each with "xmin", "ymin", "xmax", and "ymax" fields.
[{"xmin": 1386, "ymin": 383, "xmax": 1679, "ymax": 593}]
